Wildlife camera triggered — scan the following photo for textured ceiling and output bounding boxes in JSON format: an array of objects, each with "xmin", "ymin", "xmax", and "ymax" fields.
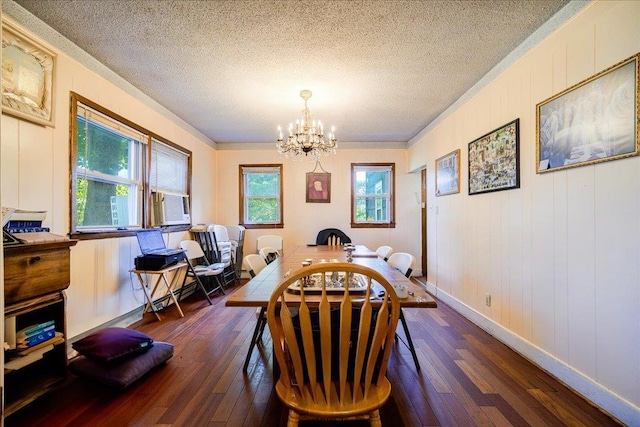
[{"xmin": 10, "ymin": 0, "xmax": 574, "ymax": 145}]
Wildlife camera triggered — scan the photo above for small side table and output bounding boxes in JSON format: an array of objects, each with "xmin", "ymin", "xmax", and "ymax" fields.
[{"xmin": 130, "ymin": 262, "xmax": 189, "ymax": 321}]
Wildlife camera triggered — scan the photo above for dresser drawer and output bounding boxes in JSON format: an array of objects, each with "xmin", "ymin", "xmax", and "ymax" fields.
[{"xmin": 4, "ymin": 247, "xmax": 71, "ymax": 305}]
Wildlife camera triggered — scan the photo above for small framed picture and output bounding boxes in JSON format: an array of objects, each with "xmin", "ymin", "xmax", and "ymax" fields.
[
  {"xmin": 2, "ymin": 19, "xmax": 56, "ymax": 127},
  {"xmin": 435, "ymin": 149, "xmax": 460, "ymax": 196},
  {"xmin": 306, "ymin": 172, "xmax": 331, "ymax": 203}
]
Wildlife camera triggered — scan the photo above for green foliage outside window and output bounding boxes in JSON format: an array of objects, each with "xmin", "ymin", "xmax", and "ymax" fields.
[
  {"xmin": 76, "ymin": 117, "xmax": 135, "ymax": 227},
  {"xmin": 246, "ymin": 173, "xmax": 279, "ymax": 223}
]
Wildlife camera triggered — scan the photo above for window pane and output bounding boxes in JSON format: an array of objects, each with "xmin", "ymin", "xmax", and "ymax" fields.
[
  {"xmin": 247, "ymin": 174, "xmax": 279, "ymax": 196},
  {"xmin": 240, "ymin": 164, "xmax": 283, "ymax": 227},
  {"xmin": 151, "ymin": 139, "xmax": 188, "ymax": 194},
  {"xmin": 75, "ymin": 101, "xmax": 144, "ymax": 230},
  {"xmin": 76, "ymin": 177, "xmax": 139, "ymax": 227},
  {"xmin": 351, "ymin": 163, "xmax": 394, "ymax": 227},
  {"xmin": 77, "ymin": 116, "xmax": 136, "ymax": 178},
  {"xmin": 247, "ymin": 197, "xmax": 278, "ymax": 223}
]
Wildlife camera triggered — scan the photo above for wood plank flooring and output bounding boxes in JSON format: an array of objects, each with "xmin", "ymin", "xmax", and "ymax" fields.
[{"xmin": 6, "ymin": 279, "xmax": 620, "ymax": 426}]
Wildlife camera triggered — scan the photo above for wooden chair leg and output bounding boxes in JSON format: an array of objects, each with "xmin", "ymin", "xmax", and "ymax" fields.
[
  {"xmin": 369, "ymin": 410, "xmax": 382, "ymax": 427},
  {"xmin": 287, "ymin": 410, "xmax": 300, "ymax": 427}
]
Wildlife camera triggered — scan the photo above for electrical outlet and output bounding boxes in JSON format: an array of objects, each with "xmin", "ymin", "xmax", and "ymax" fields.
[{"xmin": 485, "ymin": 294, "xmax": 491, "ymax": 307}]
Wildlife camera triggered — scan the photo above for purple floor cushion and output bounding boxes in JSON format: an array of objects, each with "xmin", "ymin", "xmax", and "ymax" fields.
[
  {"xmin": 69, "ymin": 341, "xmax": 173, "ymax": 388},
  {"xmin": 72, "ymin": 327, "xmax": 154, "ymax": 364}
]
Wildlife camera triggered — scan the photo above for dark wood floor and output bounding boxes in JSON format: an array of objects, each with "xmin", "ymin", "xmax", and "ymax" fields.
[{"xmin": 6, "ymin": 279, "xmax": 620, "ymax": 427}]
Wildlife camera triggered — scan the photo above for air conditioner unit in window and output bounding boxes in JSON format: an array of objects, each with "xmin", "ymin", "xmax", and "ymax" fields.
[{"xmin": 152, "ymin": 191, "xmax": 191, "ymax": 226}]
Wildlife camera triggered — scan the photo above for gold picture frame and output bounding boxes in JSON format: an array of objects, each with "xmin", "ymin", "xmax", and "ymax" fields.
[
  {"xmin": 2, "ymin": 19, "xmax": 56, "ymax": 127},
  {"xmin": 306, "ymin": 172, "xmax": 331, "ymax": 203},
  {"xmin": 536, "ymin": 52, "xmax": 639, "ymax": 173},
  {"xmin": 435, "ymin": 149, "xmax": 460, "ymax": 196}
]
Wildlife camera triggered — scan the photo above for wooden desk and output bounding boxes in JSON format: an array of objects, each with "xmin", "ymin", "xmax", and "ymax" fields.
[
  {"xmin": 130, "ymin": 262, "xmax": 189, "ymax": 321},
  {"xmin": 227, "ymin": 245, "xmax": 437, "ymax": 371}
]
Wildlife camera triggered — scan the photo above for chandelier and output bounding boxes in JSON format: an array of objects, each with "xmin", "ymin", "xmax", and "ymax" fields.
[{"xmin": 277, "ymin": 90, "xmax": 337, "ymax": 158}]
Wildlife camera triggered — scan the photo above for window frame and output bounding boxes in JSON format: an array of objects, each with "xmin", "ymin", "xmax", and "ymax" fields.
[
  {"xmin": 239, "ymin": 164, "xmax": 284, "ymax": 229},
  {"xmin": 350, "ymin": 162, "xmax": 396, "ymax": 229},
  {"xmin": 70, "ymin": 92, "xmax": 192, "ymax": 240}
]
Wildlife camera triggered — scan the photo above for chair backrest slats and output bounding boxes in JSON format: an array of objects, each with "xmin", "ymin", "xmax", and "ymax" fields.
[
  {"xmin": 318, "ymin": 280, "xmax": 332, "ymax": 401},
  {"xmin": 267, "ymin": 262, "xmax": 400, "ymax": 408}
]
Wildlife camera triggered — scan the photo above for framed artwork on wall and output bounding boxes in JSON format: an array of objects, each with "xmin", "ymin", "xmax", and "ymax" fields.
[
  {"xmin": 468, "ymin": 119, "xmax": 520, "ymax": 195},
  {"xmin": 2, "ymin": 19, "xmax": 56, "ymax": 127},
  {"xmin": 435, "ymin": 149, "xmax": 460, "ymax": 196},
  {"xmin": 306, "ymin": 172, "xmax": 331, "ymax": 203},
  {"xmin": 536, "ymin": 52, "xmax": 639, "ymax": 173}
]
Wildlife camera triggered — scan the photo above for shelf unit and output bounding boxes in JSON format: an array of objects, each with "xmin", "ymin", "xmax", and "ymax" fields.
[{"xmin": 3, "ymin": 239, "xmax": 76, "ymax": 418}]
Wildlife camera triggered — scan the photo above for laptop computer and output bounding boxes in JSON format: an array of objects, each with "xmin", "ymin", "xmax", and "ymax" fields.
[{"xmin": 136, "ymin": 229, "xmax": 185, "ymax": 257}]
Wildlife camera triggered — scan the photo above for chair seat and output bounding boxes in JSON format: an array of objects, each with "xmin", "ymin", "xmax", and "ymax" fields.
[
  {"xmin": 193, "ymin": 265, "xmax": 224, "ymax": 275},
  {"xmin": 274, "ymin": 378, "xmax": 392, "ymax": 418}
]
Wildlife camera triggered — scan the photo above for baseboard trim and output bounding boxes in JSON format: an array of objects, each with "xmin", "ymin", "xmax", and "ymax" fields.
[
  {"xmin": 69, "ymin": 307, "xmax": 144, "ymax": 345},
  {"xmin": 422, "ymin": 280, "xmax": 639, "ymax": 426}
]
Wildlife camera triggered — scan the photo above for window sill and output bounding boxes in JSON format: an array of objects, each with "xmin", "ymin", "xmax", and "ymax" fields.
[
  {"xmin": 350, "ymin": 222, "xmax": 396, "ymax": 229},
  {"xmin": 70, "ymin": 224, "xmax": 191, "ymax": 240},
  {"xmin": 240, "ymin": 223, "xmax": 284, "ymax": 230}
]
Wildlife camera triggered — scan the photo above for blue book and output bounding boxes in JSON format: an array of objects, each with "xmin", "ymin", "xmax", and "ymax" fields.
[
  {"xmin": 17, "ymin": 328, "xmax": 56, "ymax": 349},
  {"xmin": 17, "ymin": 320, "xmax": 55, "ymax": 338}
]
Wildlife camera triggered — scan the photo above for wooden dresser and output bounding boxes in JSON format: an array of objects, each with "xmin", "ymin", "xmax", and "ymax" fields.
[{"xmin": 3, "ymin": 239, "xmax": 77, "ymax": 418}]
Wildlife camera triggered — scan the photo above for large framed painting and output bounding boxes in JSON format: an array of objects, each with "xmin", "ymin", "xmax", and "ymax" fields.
[
  {"xmin": 2, "ymin": 19, "xmax": 56, "ymax": 127},
  {"xmin": 306, "ymin": 172, "xmax": 331, "ymax": 203},
  {"xmin": 536, "ymin": 52, "xmax": 639, "ymax": 173},
  {"xmin": 435, "ymin": 149, "xmax": 460, "ymax": 196},
  {"xmin": 468, "ymin": 119, "xmax": 520, "ymax": 195}
]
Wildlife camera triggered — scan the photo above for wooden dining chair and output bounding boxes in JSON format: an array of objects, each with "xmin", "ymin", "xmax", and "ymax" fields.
[{"xmin": 266, "ymin": 262, "xmax": 400, "ymax": 426}]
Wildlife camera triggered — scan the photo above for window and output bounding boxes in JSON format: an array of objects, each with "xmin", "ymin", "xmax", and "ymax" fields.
[
  {"xmin": 351, "ymin": 163, "xmax": 395, "ymax": 228},
  {"xmin": 70, "ymin": 93, "xmax": 191, "ymax": 238},
  {"xmin": 240, "ymin": 164, "xmax": 283, "ymax": 229}
]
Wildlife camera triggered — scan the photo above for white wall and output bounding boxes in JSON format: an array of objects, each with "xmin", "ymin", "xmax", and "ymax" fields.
[
  {"xmin": 409, "ymin": 1, "xmax": 640, "ymax": 423},
  {"xmin": 0, "ymin": 15, "xmax": 217, "ymax": 338},
  {"xmin": 215, "ymin": 147, "xmax": 422, "ymax": 263}
]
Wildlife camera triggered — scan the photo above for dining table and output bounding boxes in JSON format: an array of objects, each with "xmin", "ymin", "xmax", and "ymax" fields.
[{"xmin": 226, "ymin": 244, "xmax": 437, "ymax": 372}]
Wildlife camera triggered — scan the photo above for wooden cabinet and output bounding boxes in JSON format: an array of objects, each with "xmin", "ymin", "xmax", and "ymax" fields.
[{"xmin": 3, "ymin": 239, "xmax": 77, "ymax": 418}]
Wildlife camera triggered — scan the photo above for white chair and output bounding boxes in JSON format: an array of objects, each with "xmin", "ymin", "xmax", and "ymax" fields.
[
  {"xmin": 387, "ymin": 252, "xmax": 416, "ymax": 278},
  {"xmin": 385, "ymin": 252, "xmax": 420, "ymax": 370},
  {"xmin": 258, "ymin": 246, "xmax": 280, "ymax": 264},
  {"xmin": 225, "ymin": 225, "xmax": 246, "ymax": 278},
  {"xmin": 376, "ymin": 245, "xmax": 393, "ymax": 262},
  {"xmin": 242, "ymin": 253, "xmax": 269, "ymax": 372},
  {"xmin": 244, "ymin": 254, "xmax": 267, "ymax": 277},
  {"xmin": 256, "ymin": 235, "xmax": 283, "ymax": 255},
  {"xmin": 211, "ymin": 224, "xmax": 236, "ymax": 287},
  {"xmin": 179, "ymin": 240, "xmax": 225, "ymax": 298}
]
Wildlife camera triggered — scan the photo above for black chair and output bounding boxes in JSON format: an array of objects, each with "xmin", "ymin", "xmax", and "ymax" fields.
[{"xmin": 315, "ymin": 228, "xmax": 351, "ymax": 245}]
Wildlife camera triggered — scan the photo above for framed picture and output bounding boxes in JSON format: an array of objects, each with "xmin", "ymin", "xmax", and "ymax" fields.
[
  {"xmin": 435, "ymin": 149, "xmax": 460, "ymax": 196},
  {"xmin": 468, "ymin": 119, "xmax": 520, "ymax": 195},
  {"xmin": 306, "ymin": 172, "xmax": 331, "ymax": 203},
  {"xmin": 536, "ymin": 52, "xmax": 639, "ymax": 173},
  {"xmin": 2, "ymin": 19, "xmax": 56, "ymax": 127}
]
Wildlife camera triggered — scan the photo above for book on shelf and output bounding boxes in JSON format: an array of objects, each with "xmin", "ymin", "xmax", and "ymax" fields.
[
  {"xmin": 17, "ymin": 326, "xmax": 56, "ymax": 349},
  {"xmin": 6, "ymin": 332, "xmax": 64, "ymax": 358},
  {"xmin": 16, "ymin": 320, "xmax": 55, "ymax": 339}
]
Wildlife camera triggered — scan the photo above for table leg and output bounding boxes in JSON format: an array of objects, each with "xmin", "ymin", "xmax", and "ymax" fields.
[
  {"xmin": 243, "ymin": 307, "xmax": 266, "ymax": 373},
  {"xmin": 135, "ymin": 272, "xmax": 162, "ymax": 321},
  {"xmin": 163, "ymin": 273, "xmax": 184, "ymax": 318},
  {"xmin": 399, "ymin": 308, "xmax": 421, "ymax": 371}
]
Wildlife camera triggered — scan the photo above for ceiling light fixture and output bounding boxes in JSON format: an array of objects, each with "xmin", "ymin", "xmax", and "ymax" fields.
[{"xmin": 277, "ymin": 90, "xmax": 337, "ymax": 158}]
